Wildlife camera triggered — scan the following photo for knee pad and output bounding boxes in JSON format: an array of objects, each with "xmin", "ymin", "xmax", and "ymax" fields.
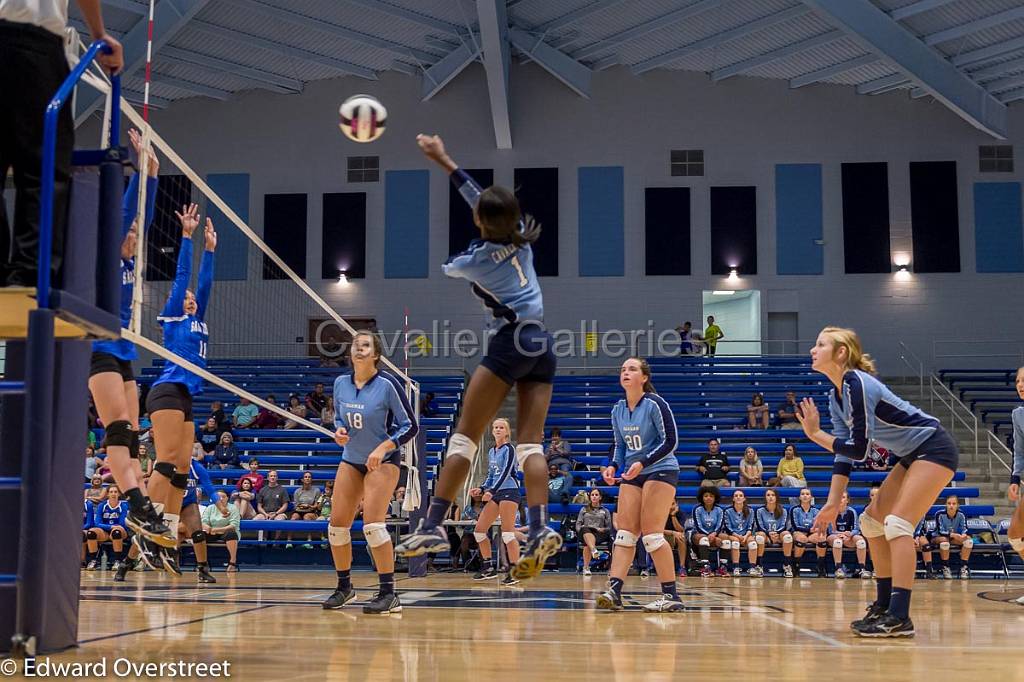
[
  {"xmin": 501, "ymin": 531, "xmax": 517, "ymax": 545},
  {"xmin": 962, "ymin": 538, "xmax": 974, "ymax": 550},
  {"xmin": 153, "ymin": 460, "xmax": 176, "ymax": 480},
  {"xmin": 364, "ymin": 522, "xmax": 390, "ymax": 548},
  {"xmin": 103, "ymin": 420, "xmax": 134, "ymax": 449},
  {"xmin": 1009, "ymin": 537, "xmax": 1024, "ymax": 553},
  {"xmin": 328, "ymin": 526, "xmax": 351, "ymax": 547},
  {"xmin": 191, "ymin": 530, "xmax": 207, "ymax": 545},
  {"xmin": 859, "ymin": 511, "xmax": 884, "ymax": 538},
  {"xmin": 171, "ymin": 472, "xmax": 189, "ymax": 490},
  {"xmin": 720, "ymin": 539, "xmax": 733, "ymax": 550},
  {"xmin": 755, "ymin": 535, "xmax": 765, "ymax": 547},
  {"xmin": 939, "ymin": 541, "xmax": 951, "ymax": 551},
  {"xmin": 816, "ymin": 541, "xmax": 828, "ymax": 549},
  {"xmin": 446, "ymin": 433, "xmax": 478, "ymax": 466},
  {"xmin": 614, "ymin": 530, "xmax": 638, "ymax": 548},
  {"xmin": 473, "ymin": 531, "xmax": 489, "ymax": 543},
  {"xmin": 515, "ymin": 443, "xmax": 544, "ymax": 469},
  {"xmin": 130, "ymin": 430, "xmax": 141, "ymax": 459},
  {"xmin": 883, "ymin": 515, "xmax": 915, "ymax": 542},
  {"xmin": 86, "ymin": 530, "xmax": 98, "ymax": 540},
  {"xmin": 222, "ymin": 528, "xmax": 239, "ymax": 542},
  {"xmin": 833, "ymin": 538, "xmax": 844, "ymax": 549},
  {"xmin": 781, "ymin": 533, "xmax": 793, "ymax": 544},
  {"xmin": 855, "ymin": 537, "xmax": 866, "ymax": 550},
  {"xmin": 642, "ymin": 532, "xmax": 667, "ymax": 553},
  {"xmin": 920, "ymin": 543, "xmax": 933, "ymax": 552},
  {"xmin": 698, "ymin": 536, "xmax": 710, "ymax": 547},
  {"xmin": 747, "ymin": 540, "xmax": 758, "ymax": 551},
  {"xmin": 793, "ymin": 540, "xmax": 806, "ymax": 549},
  {"xmin": 109, "ymin": 528, "xmax": 124, "ymax": 540}
]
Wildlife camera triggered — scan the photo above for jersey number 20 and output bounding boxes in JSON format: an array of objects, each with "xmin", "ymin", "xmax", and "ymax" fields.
[{"xmin": 624, "ymin": 434, "xmax": 643, "ymax": 450}]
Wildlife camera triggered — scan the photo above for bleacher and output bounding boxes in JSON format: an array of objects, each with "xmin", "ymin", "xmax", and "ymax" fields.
[{"xmin": 937, "ymin": 368, "xmax": 1019, "ymax": 442}]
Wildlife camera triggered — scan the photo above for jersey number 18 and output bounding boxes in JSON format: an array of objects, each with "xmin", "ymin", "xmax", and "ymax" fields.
[{"xmin": 346, "ymin": 412, "xmax": 364, "ymax": 430}]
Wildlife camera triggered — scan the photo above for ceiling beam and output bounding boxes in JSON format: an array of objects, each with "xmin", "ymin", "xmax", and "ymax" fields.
[
  {"xmin": 712, "ymin": 29, "xmax": 845, "ymax": 82},
  {"xmin": 421, "ymin": 42, "xmax": 480, "ymax": 100},
  {"xmin": 986, "ymin": 73, "xmax": 1024, "ymax": 94},
  {"xmin": 123, "ymin": 91, "xmax": 169, "ymax": 109},
  {"xmin": 343, "ymin": 0, "xmax": 461, "ymax": 34},
  {"xmin": 148, "ymin": 72, "xmax": 232, "ymax": 100},
  {"xmin": 889, "ymin": 0, "xmax": 958, "ymax": 21},
  {"xmin": 923, "ymin": 7, "xmax": 1024, "ymax": 46},
  {"xmin": 534, "ymin": 0, "xmax": 627, "ymax": 33},
  {"xmin": 160, "ymin": 46, "xmax": 302, "ymax": 92},
  {"xmin": 856, "ymin": 72, "xmax": 910, "ymax": 94},
  {"xmin": 509, "ymin": 27, "xmax": 591, "ymax": 97},
  {"xmin": 952, "ymin": 37, "xmax": 1024, "ymax": 67},
  {"xmin": 76, "ymin": 0, "xmax": 212, "ymax": 124},
  {"xmin": 476, "ymin": 0, "xmax": 512, "ymax": 148},
  {"xmin": 633, "ymin": 6, "xmax": 809, "ymax": 75},
  {"xmin": 571, "ymin": 0, "xmax": 725, "ymax": 61},
  {"xmin": 101, "ymin": 0, "xmax": 147, "ymax": 14},
  {"xmin": 998, "ymin": 86, "xmax": 1024, "ymax": 104},
  {"xmin": 969, "ymin": 55, "xmax": 1024, "ymax": 80},
  {"xmin": 800, "ymin": 0, "xmax": 1006, "ymax": 138},
  {"xmin": 789, "ymin": 53, "xmax": 878, "ymax": 88}
]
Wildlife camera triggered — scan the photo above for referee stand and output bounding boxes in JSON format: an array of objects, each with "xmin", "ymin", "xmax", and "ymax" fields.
[{"xmin": 0, "ymin": 41, "xmax": 124, "ymax": 656}]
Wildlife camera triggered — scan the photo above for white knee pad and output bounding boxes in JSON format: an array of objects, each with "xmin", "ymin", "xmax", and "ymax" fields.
[
  {"xmin": 833, "ymin": 538, "xmax": 844, "ymax": 549},
  {"xmin": 446, "ymin": 433, "xmax": 478, "ymax": 466},
  {"xmin": 781, "ymin": 533, "xmax": 793, "ymax": 544},
  {"xmin": 473, "ymin": 531, "xmax": 489, "ymax": 543},
  {"xmin": 328, "ymin": 526, "xmax": 351, "ymax": 546},
  {"xmin": 364, "ymin": 522, "xmax": 390, "ymax": 548},
  {"xmin": 515, "ymin": 443, "xmax": 544, "ymax": 468},
  {"xmin": 939, "ymin": 541, "xmax": 951, "ymax": 551},
  {"xmin": 1009, "ymin": 537, "xmax": 1024, "ymax": 552},
  {"xmin": 859, "ymin": 511, "xmax": 884, "ymax": 538},
  {"xmin": 962, "ymin": 538, "xmax": 974, "ymax": 550},
  {"xmin": 720, "ymin": 539, "xmax": 733, "ymax": 550},
  {"xmin": 614, "ymin": 530, "xmax": 638, "ymax": 548},
  {"xmin": 755, "ymin": 535, "xmax": 765, "ymax": 547},
  {"xmin": 698, "ymin": 536, "xmax": 710, "ymax": 547},
  {"xmin": 501, "ymin": 531, "xmax": 517, "ymax": 545},
  {"xmin": 642, "ymin": 533, "xmax": 667, "ymax": 553},
  {"xmin": 883, "ymin": 515, "xmax": 915, "ymax": 542},
  {"xmin": 855, "ymin": 537, "xmax": 867, "ymax": 550},
  {"xmin": 747, "ymin": 540, "xmax": 758, "ymax": 551}
]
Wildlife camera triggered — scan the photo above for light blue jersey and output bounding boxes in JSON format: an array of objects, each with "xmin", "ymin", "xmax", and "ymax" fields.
[
  {"xmin": 692, "ymin": 505, "xmax": 724, "ymax": 534},
  {"xmin": 1012, "ymin": 406, "xmax": 1024, "ymax": 485},
  {"xmin": 723, "ymin": 507, "xmax": 754, "ymax": 535},
  {"xmin": 152, "ymin": 237, "xmax": 214, "ymax": 396},
  {"xmin": 443, "ymin": 169, "xmax": 544, "ymax": 330},
  {"xmin": 93, "ymin": 173, "xmax": 157, "ymax": 361},
  {"xmin": 788, "ymin": 505, "xmax": 819, "ymax": 533},
  {"xmin": 480, "ymin": 443, "xmax": 519, "ymax": 493},
  {"xmin": 828, "ymin": 370, "xmax": 941, "ymax": 475},
  {"xmin": 608, "ymin": 393, "xmax": 679, "ymax": 475},
  {"xmin": 182, "ymin": 459, "xmax": 216, "ymax": 509},
  {"xmin": 755, "ymin": 506, "xmax": 788, "ymax": 533},
  {"xmin": 934, "ymin": 510, "xmax": 966, "ymax": 536},
  {"xmin": 333, "ymin": 371, "xmax": 418, "ymax": 466}
]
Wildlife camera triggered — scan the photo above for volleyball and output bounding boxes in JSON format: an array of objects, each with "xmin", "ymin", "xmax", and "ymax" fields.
[{"xmin": 339, "ymin": 94, "xmax": 387, "ymax": 143}]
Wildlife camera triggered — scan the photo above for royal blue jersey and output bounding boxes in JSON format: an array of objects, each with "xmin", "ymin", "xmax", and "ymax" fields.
[
  {"xmin": 333, "ymin": 371, "xmax": 418, "ymax": 466},
  {"xmin": 828, "ymin": 370, "xmax": 941, "ymax": 476},
  {"xmin": 1012, "ymin": 405, "xmax": 1024, "ymax": 485},
  {"xmin": 608, "ymin": 393, "xmax": 679, "ymax": 475},
  {"xmin": 152, "ymin": 237, "xmax": 214, "ymax": 396},
  {"xmin": 934, "ymin": 510, "xmax": 967, "ymax": 536},
  {"xmin": 443, "ymin": 169, "xmax": 544, "ymax": 330},
  {"xmin": 480, "ymin": 442, "xmax": 519, "ymax": 492},
  {"xmin": 723, "ymin": 507, "xmax": 754, "ymax": 535},
  {"xmin": 691, "ymin": 505, "xmax": 724, "ymax": 535},
  {"xmin": 93, "ymin": 174, "xmax": 157, "ymax": 361},
  {"xmin": 788, "ymin": 505, "xmax": 819, "ymax": 533},
  {"xmin": 93, "ymin": 500, "xmax": 128, "ymax": 531},
  {"xmin": 181, "ymin": 459, "xmax": 217, "ymax": 509},
  {"xmin": 755, "ymin": 506, "xmax": 788, "ymax": 533},
  {"xmin": 829, "ymin": 508, "xmax": 859, "ymax": 535},
  {"xmin": 83, "ymin": 500, "xmax": 94, "ymax": 529}
]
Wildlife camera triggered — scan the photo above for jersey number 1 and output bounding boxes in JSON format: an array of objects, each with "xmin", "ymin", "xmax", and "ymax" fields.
[{"xmin": 510, "ymin": 255, "xmax": 528, "ymax": 288}]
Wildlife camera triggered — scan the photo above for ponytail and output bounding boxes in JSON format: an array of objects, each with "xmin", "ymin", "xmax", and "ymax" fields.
[
  {"xmin": 821, "ymin": 326, "xmax": 877, "ymax": 375},
  {"xmin": 511, "ymin": 215, "xmax": 542, "ymax": 245}
]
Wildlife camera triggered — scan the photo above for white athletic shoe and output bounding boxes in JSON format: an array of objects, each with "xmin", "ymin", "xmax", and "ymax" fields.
[
  {"xmin": 835, "ymin": 566, "xmax": 847, "ymax": 580},
  {"xmin": 732, "ymin": 567, "xmax": 742, "ymax": 577},
  {"xmin": 582, "ymin": 568, "xmax": 592, "ymax": 577},
  {"xmin": 642, "ymin": 594, "xmax": 684, "ymax": 613},
  {"xmin": 1015, "ymin": 595, "xmax": 1024, "ymax": 606},
  {"xmin": 942, "ymin": 566, "xmax": 953, "ymax": 580}
]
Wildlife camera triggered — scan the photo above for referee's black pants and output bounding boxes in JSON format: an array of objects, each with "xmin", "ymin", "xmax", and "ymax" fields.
[{"xmin": 0, "ymin": 19, "xmax": 72, "ymax": 288}]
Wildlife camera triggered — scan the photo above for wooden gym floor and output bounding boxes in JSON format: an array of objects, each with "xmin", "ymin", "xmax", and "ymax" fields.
[{"xmin": 35, "ymin": 571, "xmax": 1024, "ymax": 680}]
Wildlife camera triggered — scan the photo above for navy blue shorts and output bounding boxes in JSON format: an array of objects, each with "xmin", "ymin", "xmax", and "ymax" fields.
[
  {"xmin": 488, "ymin": 488, "xmax": 521, "ymax": 505},
  {"xmin": 622, "ymin": 468, "xmax": 679, "ymax": 489},
  {"xmin": 897, "ymin": 427, "xmax": 959, "ymax": 473},
  {"xmin": 481, "ymin": 323, "xmax": 557, "ymax": 386},
  {"xmin": 89, "ymin": 352, "xmax": 134, "ymax": 381},
  {"xmin": 342, "ymin": 450, "xmax": 402, "ymax": 475}
]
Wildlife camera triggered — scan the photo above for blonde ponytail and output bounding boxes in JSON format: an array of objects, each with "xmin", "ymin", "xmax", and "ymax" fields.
[{"xmin": 821, "ymin": 326, "xmax": 877, "ymax": 375}]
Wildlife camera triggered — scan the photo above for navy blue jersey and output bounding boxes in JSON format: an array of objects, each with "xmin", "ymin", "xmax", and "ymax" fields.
[
  {"xmin": 788, "ymin": 505, "xmax": 819, "ymax": 533},
  {"xmin": 608, "ymin": 393, "xmax": 679, "ymax": 475},
  {"xmin": 691, "ymin": 505, "xmax": 724, "ymax": 534},
  {"xmin": 93, "ymin": 500, "xmax": 128, "ymax": 531},
  {"xmin": 93, "ymin": 174, "xmax": 157, "ymax": 361},
  {"xmin": 443, "ymin": 169, "xmax": 544, "ymax": 330},
  {"xmin": 934, "ymin": 510, "xmax": 967, "ymax": 536},
  {"xmin": 755, "ymin": 506, "xmax": 788, "ymax": 533},
  {"xmin": 480, "ymin": 443, "xmax": 519, "ymax": 493},
  {"xmin": 333, "ymin": 371, "xmax": 418, "ymax": 466},
  {"xmin": 829, "ymin": 508, "xmax": 859, "ymax": 535},
  {"xmin": 152, "ymin": 236, "xmax": 214, "ymax": 396},
  {"xmin": 723, "ymin": 507, "xmax": 754, "ymax": 535},
  {"xmin": 181, "ymin": 459, "xmax": 217, "ymax": 509},
  {"xmin": 914, "ymin": 519, "xmax": 930, "ymax": 538},
  {"xmin": 1012, "ymin": 405, "xmax": 1024, "ymax": 485},
  {"xmin": 828, "ymin": 370, "xmax": 941, "ymax": 475}
]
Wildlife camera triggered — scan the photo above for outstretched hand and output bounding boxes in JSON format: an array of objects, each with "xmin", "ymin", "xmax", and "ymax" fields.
[
  {"xmin": 128, "ymin": 128, "xmax": 159, "ymax": 177},
  {"xmin": 175, "ymin": 203, "xmax": 200, "ymax": 237},
  {"xmin": 795, "ymin": 397, "xmax": 821, "ymax": 436},
  {"xmin": 204, "ymin": 217, "xmax": 217, "ymax": 252},
  {"xmin": 416, "ymin": 134, "xmax": 456, "ymax": 172}
]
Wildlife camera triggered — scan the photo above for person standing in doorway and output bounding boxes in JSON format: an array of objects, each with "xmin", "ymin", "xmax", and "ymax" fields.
[{"xmin": 704, "ymin": 316, "xmax": 724, "ymax": 356}]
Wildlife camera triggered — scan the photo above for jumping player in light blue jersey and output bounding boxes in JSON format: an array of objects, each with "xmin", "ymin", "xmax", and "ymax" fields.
[
  {"xmin": 754, "ymin": 488, "xmax": 793, "ymax": 575},
  {"xmin": 397, "ymin": 135, "xmax": 561, "ymax": 582},
  {"xmin": 596, "ymin": 357, "xmax": 682, "ymax": 613},
  {"xmin": 798, "ymin": 326, "xmax": 959, "ymax": 637},
  {"xmin": 324, "ymin": 332, "xmax": 418, "ymax": 615},
  {"xmin": 87, "ymin": 129, "xmax": 172, "ymax": 552},
  {"xmin": 826, "ymin": 490, "xmax": 869, "ymax": 580},
  {"xmin": 722, "ymin": 489, "xmax": 758, "ymax": 576},
  {"xmin": 788, "ymin": 488, "xmax": 827, "ymax": 578},
  {"xmin": 141, "ymin": 202, "xmax": 217, "ymax": 577},
  {"xmin": 469, "ymin": 419, "xmax": 522, "ymax": 584},
  {"xmin": 1008, "ymin": 368, "xmax": 1024, "ymax": 585}
]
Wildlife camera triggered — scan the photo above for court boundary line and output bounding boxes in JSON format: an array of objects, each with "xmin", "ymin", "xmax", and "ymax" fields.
[{"xmin": 78, "ymin": 605, "xmax": 275, "ymax": 645}]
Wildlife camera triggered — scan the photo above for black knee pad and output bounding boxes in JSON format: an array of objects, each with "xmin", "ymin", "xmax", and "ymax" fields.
[
  {"xmin": 110, "ymin": 528, "xmax": 124, "ymax": 540},
  {"xmin": 171, "ymin": 472, "xmax": 189, "ymax": 490},
  {"xmin": 82, "ymin": 530, "xmax": 89, "ymax": 542},
  {"xmin": 191, "ymin": 530, "xmax": 207, "ymax": 545},
  {"xmin": 222, "ymin": 528, "xmax": 238, "ymax": 542},
  {"xmin": 103, "ymin": 420, "xmax": 134, "ymax": 449},
  {"xmin": 130, "ymin": 430, "xmax": 141, "ymax": 459},
  {"xmin": 921, "ymin": 543, "xmax": 933, "ymax": 552},
  {"xmin": 816, "ymin": 541, "xmax": 828, "ymax": 549},
  {"xmin": 86, "ymin": 530, "xmax": 98, "ymax": 540},
  {"xmin": 153, "ymin": 461, "xmax": 176, "ymax": 480}
]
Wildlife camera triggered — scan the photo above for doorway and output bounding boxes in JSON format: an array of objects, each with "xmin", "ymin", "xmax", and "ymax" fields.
[
  {"xmin": 765, "ymin": 312, "xmax": 799, "ymax": 356},
  {"xmin": 701, "ymin": 290, "xmax": 761, "ymax": 355}
]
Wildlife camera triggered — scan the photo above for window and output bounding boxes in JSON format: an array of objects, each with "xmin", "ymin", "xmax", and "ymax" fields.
[
  {"xmin": 347, "ymin": 155, "xmax": 380, "ymax": 183},
  {"xmin": 671, "ymin": 149, "xmax": 704, "ymax": 177},
  {"xmin": 980, "ymin": 145, "xmax": 1013, "ymax": 173}
]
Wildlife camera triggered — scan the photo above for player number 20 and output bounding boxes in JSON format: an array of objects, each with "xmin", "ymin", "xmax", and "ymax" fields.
[
  {"xmin": 624, "ymin": 435, "xmax": 643, "ymax": 450},
  {"xmin": 346, "ymin": 412, "xmax": 364, "ymax": 430}
]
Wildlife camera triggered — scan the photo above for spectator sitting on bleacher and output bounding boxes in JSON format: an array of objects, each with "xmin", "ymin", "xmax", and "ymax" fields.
[
  {"xmin": 213, "ymin": 432, "xmax": 239, "ymax": 470},
  {"xmin": 209, "ymin": 400, "xmax": 230, "ymax": 433},
  {"xmin": 419, "ymin": 392, "xmax": 437, "ymax": 418},
  {"xmin": 664, "ymin": 501, "xmax": 688, "ymax": 577},
  {"xmin": 94, "ymin": 449, "xmax": 114, "ymax": 483},
  {"xmin": 84, "ymin": 446, "xmax": 101, "ymax": 481},
  {"xmin": 931, "ymin": 494, "xmax": 972, "ymax": 579},
  {"xmin": 284, "ymin": 395, "xmax": 308, "ymax": 430},
  {"xmin": 137, "ymin": 443, "xmax": 153, "ymax": 479},
  {"xmin": 85, "ymin": 474, "xmax": 106, "ymax": 504},
  {"xmin": 788, "ymin": 488, "xmax": 827, "ymax": 577},
  {"xmin": 747, "ymin": 393, "xmax": 769, "ymax": 430},
  {"xmin": 576, "ymin": 488, "xmax": 612, "ymax": 577},
  {"xmin": 202, "ymin": 491, "xmax": 241, "ymax": 572},
  {"xmin": 191, "ymin": 442, "xmax": 206, "ymax": 464},
  {"xmin": 776, "ymin": 392, "xmax": 801, "ymax": 429},
  {"xmin": 231, "ymin": 477, "xmax": 257, "ymax": 520},
  {"xmin": 547, "ymin": 463, "xmax": 573, "ymax": 504},
  {"xmin": 319, "ymin": 480, "xmax": 333, "ymax": 521},
  {"xmin": 252, "ymin": 395, "xmax": 284, "ymax": 430},
  {"xmin": 197, "ymin": 417, "xmax": 220, "ymax": 460},
  {"xmin": 286, "ymin": 471, "xmax": 322, "ymax": 549},
  {"xmin": 232, "ymin": 397, "xmax": 259, "ymax": 429},
  {"xmin": 772, "ymin": 444, "xmax": 806, "ymax": 488},
  {"xmin": 237, "ymin": 459, "xmax": 264, "ymax": 494},
  {"xmin": 698, "ymin": 439, "xmax": 730, "ymax": 488},
  {"xmin": 545, "ymin": 427, "xmax": 573, "ymax": 473},
  {"xmin": 390, "ymin": 486, "xmax": 408, "ymax": 519},
  {"xmin": 305, "ymin": 382, "xmax": 329, "ymax": 414},
  {"xmin": 739, "ymin": 446, "xmax": 764, "ymax": 486},
  {"xmin": 321, "ymin": 403, "xmax": 336, "ymax": 430},
  {"xmin": 254, "ymin": 470, "xmax": 289, "ymax": 523}
]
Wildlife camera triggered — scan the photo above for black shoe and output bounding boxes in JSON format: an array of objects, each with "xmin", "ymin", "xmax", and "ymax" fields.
[
  {"xmin": 131, "ymin": 535, "xmax": 165, "ymax": 572},
  {"xmin": 500, "ymin": 574, "xmax": 520, "ymax": 586},
  {"xmin": 113, "ymin": 559, "xmax": 135, "ymax": 582},
  {"xmin": 511, "ymin": 526, "xmax": 563, "ymax": 581},
  {"xmin": 473, "ymin": 566, "xmax": 499, "ymax": 581},
  {"xmin": 853, "ymin": 613, "xmax": 915, "ymax": 638},
  {"xmin": 816, "ymin": 565, "xmax": 828, "ymax": 578},
  {"xmin": 850, "ymin": 602, "xmax": 888, "ymax": 630},
  {"xmin": 157, "ymin": 545, "xmax": 182, "ymax": 576},
  {"xmin": 198, "ymin": 565, "xmax": 217, "ymax": 584},
  {"xmin": 363, "ymin": 591, "xmax": 402, "ymax": 614},
  {"xmin": 394, "ymin": 520, "xmax": 449, "ymax": 557},
  {"xmin": 595, "ymin": 589, "xmax": 624, "ymax": 611},
  {"xmin": 322, "ymin": 588, "xmax": 357, "ymax": 610},
  {"xmin": 126, "ymin": 502, "xmax": 175, "ymax": 549}
]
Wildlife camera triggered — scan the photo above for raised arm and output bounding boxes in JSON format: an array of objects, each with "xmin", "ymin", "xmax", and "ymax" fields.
[
  {"xmin": 195, "ymin": 218, "xmax": 217, "ymax": 321},
  {"xmin": 196, "ymin": 461, "xmax": 217, "ymax": 502},
  {"xmin": 160, "ymin": 204, "xmax": 198, "ymax": 320}
]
